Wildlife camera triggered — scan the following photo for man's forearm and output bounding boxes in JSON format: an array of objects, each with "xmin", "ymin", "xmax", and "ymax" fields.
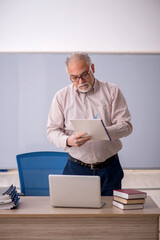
[
  {"xmin": 47, "ymin": 129, "xmax": 69, "ymax": 150},
  {"xmin": 107, "ymin": 121, "xmax": 133, "ymax": 140}
]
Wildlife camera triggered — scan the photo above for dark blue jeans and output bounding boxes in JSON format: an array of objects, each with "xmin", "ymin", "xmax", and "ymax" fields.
[{"xmin": 63, "ymin": 154, "xmax": 124, "ymax": 196}]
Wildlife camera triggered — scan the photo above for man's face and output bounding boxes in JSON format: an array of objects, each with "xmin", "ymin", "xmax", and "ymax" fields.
[{"xmin": 67, "ymin": 59, "xmax": 95, "ymax": 92}]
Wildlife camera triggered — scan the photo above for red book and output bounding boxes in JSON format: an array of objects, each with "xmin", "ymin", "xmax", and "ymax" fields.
[{"xmin": 113, "ymin": 189, "xmax": 147, "ymax": 199}]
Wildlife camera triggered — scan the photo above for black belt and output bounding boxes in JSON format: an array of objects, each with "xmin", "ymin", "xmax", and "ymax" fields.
[{"xmin": 68, "ymin": 154, "xmax": 117, "ymax": 170}]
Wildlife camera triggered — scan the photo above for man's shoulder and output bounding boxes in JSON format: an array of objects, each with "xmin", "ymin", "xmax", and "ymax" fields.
[
  {"xmin": 97, "ymin": 79, "xmax": 119, "ymax": 91},
  {"xmin": 55, "ymin": 84, "xmax": 74, "ymax": 96}
]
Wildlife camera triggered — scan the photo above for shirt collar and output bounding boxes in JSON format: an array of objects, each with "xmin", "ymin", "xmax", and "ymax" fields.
[{"xmin": 92, "ymin": 78, "xmax": 98, "ymax": 93}]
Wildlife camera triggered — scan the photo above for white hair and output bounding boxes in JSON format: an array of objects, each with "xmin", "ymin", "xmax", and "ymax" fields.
[{"xmin": 65, "ymin": 52, "xmax": 92, "ymax": 67}]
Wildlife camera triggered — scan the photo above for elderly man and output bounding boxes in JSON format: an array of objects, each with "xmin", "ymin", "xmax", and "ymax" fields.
[{"xmin": 47, "ymin": 52, "xmax": 132, "ymax": 196}]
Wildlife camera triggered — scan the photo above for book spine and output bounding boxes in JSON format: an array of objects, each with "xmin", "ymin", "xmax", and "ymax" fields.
[
  {"xmin": 13, "ymin": 193, "xmax": 20, "ymax": 205},
  {"xmin": 2, "ymin": 184, "xmax": 14, "ymax": 195},
  {"xmin": 101, "ymin": 120, "xmax": 111, "ymax": 141}
]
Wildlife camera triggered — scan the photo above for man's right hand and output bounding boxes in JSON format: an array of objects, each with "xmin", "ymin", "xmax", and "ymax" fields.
[{"xmin": 67, "ymin": 132, "xmax": 91, "ymax": 147}]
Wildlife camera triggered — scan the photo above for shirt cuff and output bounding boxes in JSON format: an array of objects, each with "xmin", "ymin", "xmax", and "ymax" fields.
[{"xmin": 61, "ymin": 135, "xmax": 70, "ymax": 150}]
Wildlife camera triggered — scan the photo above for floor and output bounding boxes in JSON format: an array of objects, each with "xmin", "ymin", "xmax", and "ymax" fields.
[{"xmin": 122, "ymin": 169, "xmax": 160, "ymax": 208}]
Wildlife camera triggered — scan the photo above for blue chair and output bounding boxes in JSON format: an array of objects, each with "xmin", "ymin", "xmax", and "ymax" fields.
[{"xmin": 16, "ymin": 151, "xmax": 68, "ymax": 196}]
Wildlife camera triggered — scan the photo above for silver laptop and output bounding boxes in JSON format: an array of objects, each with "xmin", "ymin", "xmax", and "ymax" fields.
[{"xmin": 49, "ymin": 175, "xmax": 104, "ymax": 208}]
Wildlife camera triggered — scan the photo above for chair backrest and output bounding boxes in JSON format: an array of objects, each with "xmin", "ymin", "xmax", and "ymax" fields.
[{"xmin": 16, "ymin": 151, "xmax": 68, "ymax": 196}]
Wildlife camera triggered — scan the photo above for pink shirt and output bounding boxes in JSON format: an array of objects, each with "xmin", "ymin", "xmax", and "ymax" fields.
[{"xmin": 47, "ymin": 79, "xmax": 132, "ymax": 164}]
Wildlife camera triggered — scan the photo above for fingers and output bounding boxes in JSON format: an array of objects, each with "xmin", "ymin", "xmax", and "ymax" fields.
[
  {"xmin": 74, "ymin": 132, "xmax": 91, "ymax": 146},
  {"xmin": 67, "ymin": 132, "xmax": 91, "ymax": 147},
  {"xmin": 74, "ymin": 136, "xmax": 91, "ymax": 147},
  {"xmin": 75, "ymin": 132, "xmax": 88, "ymax": 138}
]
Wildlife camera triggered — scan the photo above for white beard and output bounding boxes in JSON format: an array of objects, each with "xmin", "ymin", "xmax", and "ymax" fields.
[{"xmin": 78, "ymin": 82, "xmax": 92, "ymax": 93}]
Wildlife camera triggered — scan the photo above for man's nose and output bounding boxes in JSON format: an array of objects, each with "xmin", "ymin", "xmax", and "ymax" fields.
[{"xmin": 78, "ymin": 77, "xmax": 85, "ymax": 84}]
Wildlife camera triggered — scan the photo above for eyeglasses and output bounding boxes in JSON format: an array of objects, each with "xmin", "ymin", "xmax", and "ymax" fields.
[{"xmin": 70, "ymin": 66, "xmax": 92, "ymax": 82}]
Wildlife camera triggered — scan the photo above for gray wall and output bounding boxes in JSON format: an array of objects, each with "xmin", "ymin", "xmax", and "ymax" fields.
[{"xmin": 0, "ymin": 53, "xmax": 160, "ymax": 169}]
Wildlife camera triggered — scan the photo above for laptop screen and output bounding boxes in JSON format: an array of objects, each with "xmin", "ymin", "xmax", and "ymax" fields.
[{"xmin": 49, "ymin": 175, "xmax": 104, "ymax": 208}]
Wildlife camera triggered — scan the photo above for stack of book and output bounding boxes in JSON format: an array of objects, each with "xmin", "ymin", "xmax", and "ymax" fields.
[
  {"xmin": 113, "ymin": 189, "xmax": 147, "ymax": 210},
  {"xmin": 0, "ymin": 184, "xmax": 20, "ymax": 210}
]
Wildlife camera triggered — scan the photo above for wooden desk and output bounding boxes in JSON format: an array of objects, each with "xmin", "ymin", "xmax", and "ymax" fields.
[{"xmin": 0, "ymin": 196, "xmax": 159, "ymax": 240}]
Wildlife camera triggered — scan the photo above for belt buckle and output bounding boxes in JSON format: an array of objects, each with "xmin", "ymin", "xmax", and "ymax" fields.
[{"xmin": 91, "ymin": 163, "xmax": 99, "ymax": 170}]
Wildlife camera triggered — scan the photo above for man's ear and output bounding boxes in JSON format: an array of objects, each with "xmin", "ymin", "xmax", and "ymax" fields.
[{"xmin": 91, "ymin": 63, "xmax": 95, "ymax": 73}]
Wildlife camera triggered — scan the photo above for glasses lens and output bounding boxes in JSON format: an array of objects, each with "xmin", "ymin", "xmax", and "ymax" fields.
[
  {"xmin": 70, "ymin": 68, "xmax": 90, "ymax": 82},
  {"xmin": 71, "ymin": 76, "xmax": 78, "ymax": 82},
  {"xmin": 81, "ymin": 71, "xmax": 89, "ymax": 80}
]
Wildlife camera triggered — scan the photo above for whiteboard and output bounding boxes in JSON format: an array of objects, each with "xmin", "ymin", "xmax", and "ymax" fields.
[
  {"xmin": 0, "ymin": 0, "xmax": 160, "ymax": 53},
  {"xmin": 0, "ymin": 53, "xmax": 160, "ymax": 169}
]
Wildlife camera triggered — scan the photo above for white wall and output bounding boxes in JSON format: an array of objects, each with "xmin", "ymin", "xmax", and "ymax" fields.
[{"xmin": 0, "ymin": 0, "xmax": 160, "ymax": 53}]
